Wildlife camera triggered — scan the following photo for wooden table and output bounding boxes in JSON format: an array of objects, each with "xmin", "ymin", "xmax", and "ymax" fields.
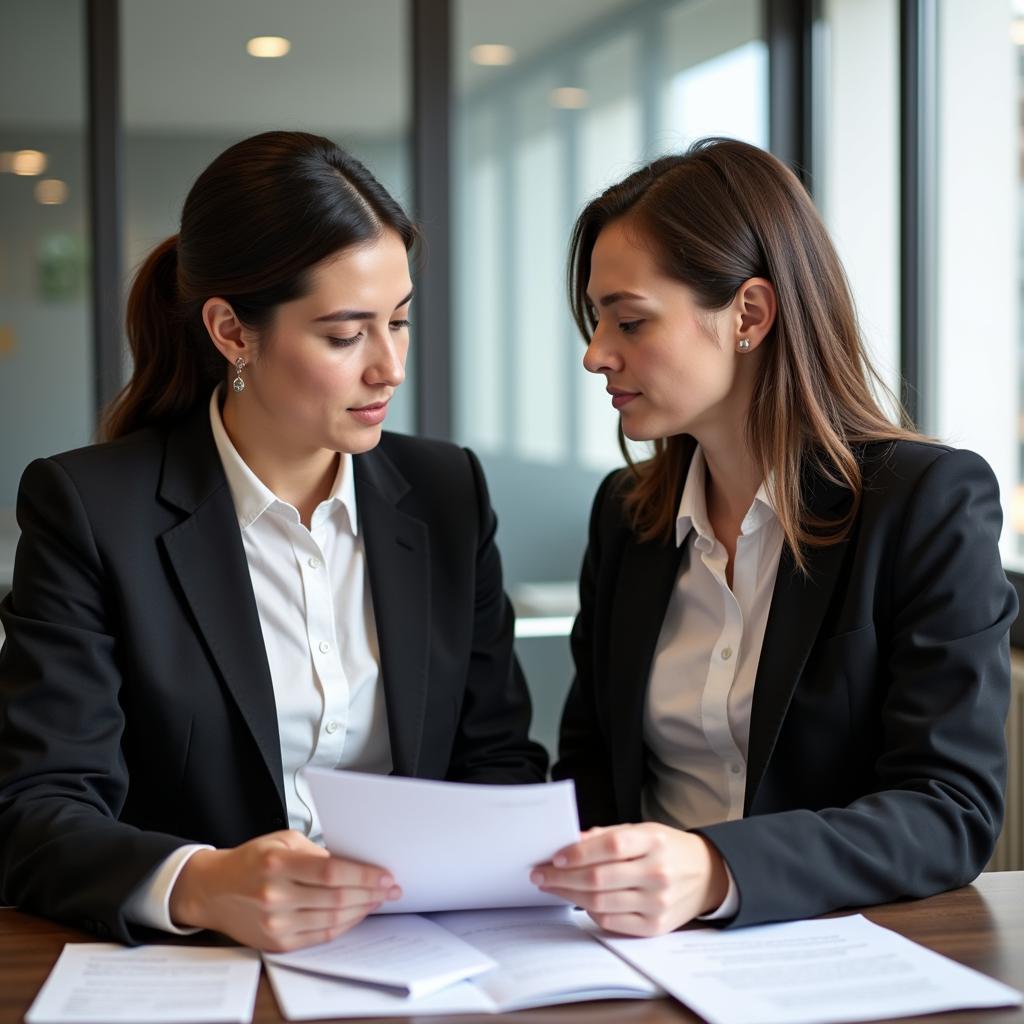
[{"xmin": 2, "ymin": 872, "xmax": 1022, "ymax": 1024}]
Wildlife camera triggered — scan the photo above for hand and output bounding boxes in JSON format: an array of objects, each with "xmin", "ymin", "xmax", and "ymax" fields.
[
  {"xmin": 168, "ymin": 830, "xmax": 401, "ymax": 951},
  {"xmin": 530, "ymin": 823, "xmax": 729, "ymax": 937}
]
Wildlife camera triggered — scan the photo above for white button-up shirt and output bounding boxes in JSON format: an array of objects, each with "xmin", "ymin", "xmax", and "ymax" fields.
[
  {"xmin": 642, "ymin": 445, "xmax": 784, "ymax": 917},
  {"xmin": 125, "ymin": 389, "xmax": 392, "ymax": 931}
]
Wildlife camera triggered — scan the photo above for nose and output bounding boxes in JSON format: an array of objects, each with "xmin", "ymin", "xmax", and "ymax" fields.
[
  {"xmin": 582, "ymin": 322, "xmax": 621, "ymax": 375},
  {"xmin": 366, "ymin": 330, "xmax": 407, "ymax": 388}
]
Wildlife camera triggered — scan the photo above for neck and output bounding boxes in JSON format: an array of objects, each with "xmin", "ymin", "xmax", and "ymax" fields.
[
  {"xmin": 694, "ymin": 421, "xmax": 762, "ymax": 527},
  {"xmin": 221, "ymin": 393, "xmax": 340, "ymax": 521}
]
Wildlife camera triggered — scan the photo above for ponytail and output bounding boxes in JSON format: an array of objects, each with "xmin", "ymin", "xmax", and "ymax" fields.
[{"xmin": 101, "ymin": 235, "xmax": 221, "ymax": 441}]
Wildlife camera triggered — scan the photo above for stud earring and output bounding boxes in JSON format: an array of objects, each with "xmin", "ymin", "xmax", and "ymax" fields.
[
  {"xmin": 737, "ymin": 338, "xmax": 751, "ymax": 352},
  {"xmin": 232, "ymin": 357, "xmax": 246, "ymax": 393}
]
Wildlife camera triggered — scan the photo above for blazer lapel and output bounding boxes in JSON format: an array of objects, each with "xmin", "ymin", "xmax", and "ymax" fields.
[
  {"xmin": 744, "ymin": 473, "xmax": 853, "ymax": 810},
  {"xmin": 354, "ymin": 444, "xmax": 430, "ymax": 778},
  {"xmin": 608, "ymin": 536, "xmax": 687, "ymax": 822},
  {"xmin": 157, "ymin": 407, "xmax": 286, "ymax": 812}
]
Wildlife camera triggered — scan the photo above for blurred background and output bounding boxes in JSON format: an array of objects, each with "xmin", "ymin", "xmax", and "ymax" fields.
[{"xmin": 0, "ymin": 1, "xmax": 1020, "ymax": 867}]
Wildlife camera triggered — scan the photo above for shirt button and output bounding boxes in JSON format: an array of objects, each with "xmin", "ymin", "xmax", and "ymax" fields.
[
  {"xmin": 721, "ymin": 647, "xmax": 733, "ymax": 660},
  {"xmin": 325, "ymin": 720, "xmax": 339, "ymax": 735},
  {"xmin": 308, "ymin": 556, "xmax": 322, "ymax": 570},
  {"xmin": 730, "ymin": 763, "xmax": 742, "ymax": 775},
  {"xmin": 318, "ymin": 640, "xmax": 330, "ymax": 654}
]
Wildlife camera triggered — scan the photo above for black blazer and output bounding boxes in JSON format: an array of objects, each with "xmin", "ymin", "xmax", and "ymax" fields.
[
  {"xmin": 553, "ymin": 440, "xmax": 1017, "ymax": 927},
  {"xmin": 0, "ymin": 405, "xmax": 547, "ymax": 942}
]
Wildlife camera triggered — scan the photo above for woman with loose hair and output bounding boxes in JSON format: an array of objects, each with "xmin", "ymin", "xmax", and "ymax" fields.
[
  {"xmin": 0, "ymin": 130, "xmax": 546, "ymax": 951},
  {"xmin": 532, "ymin": 138, "xmax": 1016, "ymax": 934}
]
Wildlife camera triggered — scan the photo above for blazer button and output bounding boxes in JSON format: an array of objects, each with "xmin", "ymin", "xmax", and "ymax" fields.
[{"xmin": 270, "ymin": 816, "xmax": 285, "ymax": 829}]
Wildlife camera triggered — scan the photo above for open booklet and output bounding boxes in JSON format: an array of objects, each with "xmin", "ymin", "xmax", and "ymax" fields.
[{"xmin": 264, "ymin": 907, "xmax": 662, "ymax": 1019}]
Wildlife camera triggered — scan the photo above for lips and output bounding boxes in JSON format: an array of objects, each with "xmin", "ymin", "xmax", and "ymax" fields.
[
  {"xmin": 607, "ymin": 387, "xmax": 640, "ymax": 410},
  {"xmin": 348, "ymin": 400, "xmax": 390, "ymax": 426}
]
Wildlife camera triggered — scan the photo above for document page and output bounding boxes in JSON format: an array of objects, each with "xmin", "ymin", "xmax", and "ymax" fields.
[
  {"xmin": 431, "ymin": 907, "xmax": 662, "ymax": 1010},
  {"xmin": 599, "ymin": 913, "xmax": 1024, "ymax": 1024},
  {"xmin": 264, "ymin": 913, "xmax": 496, "ymax": 998},
  {"xmin": 25, "ymin": 944, "xmax": 261, "ymax": 1024},
  {"xmin": 304, "ymin": 768, "xmax": 579, "ymax": 913}
]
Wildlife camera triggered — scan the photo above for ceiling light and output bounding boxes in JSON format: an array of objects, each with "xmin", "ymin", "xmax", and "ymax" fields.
[
  {"xmin": 550, "ymin": 87, "xmax": 589, "ymax": 110},
  {"xmin": 0, "ymin": 150, "xmax": 48, "ymax": 175},
  {"xmin": 470, "ymin": 44, "xmax": 516, "ymax": 66},
  {"xmin": 246, "ymin": 36, "xmax": 291, "ymax": 58},
  {"xmin": 34, "ymin": 179, "xmax": 68, "ymax": 205},
  {"xmin": 1012, "ymin": 19, "xmax": 1024, "ymax": 45}
]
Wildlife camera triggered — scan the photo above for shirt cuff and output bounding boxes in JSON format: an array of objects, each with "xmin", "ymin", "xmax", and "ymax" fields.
[
  {"xmin": 123, "ymin": 844, "xmax": 214, "ymax": 934},
  {"xmin": 697, "ymin": 862, "xmax": 739, "ymax": 921}
]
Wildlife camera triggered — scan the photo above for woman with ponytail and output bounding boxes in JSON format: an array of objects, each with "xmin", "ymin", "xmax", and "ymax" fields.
[
  {"xmin": 531, "ymin": 139, "xmax": 1016, "ymax": 934},
  {"xmin": 0, "ymin": 131, "xmax": 546, "ymax": 950}
]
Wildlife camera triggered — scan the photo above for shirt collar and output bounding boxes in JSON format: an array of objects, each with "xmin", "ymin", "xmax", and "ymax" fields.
[
  {"xmin": 674, "ymin": 444, "xmax": 776, "ymax": 549},
  {"xmin": 208, "ymin": 387, "xmax": 358, "ymax": 534}
]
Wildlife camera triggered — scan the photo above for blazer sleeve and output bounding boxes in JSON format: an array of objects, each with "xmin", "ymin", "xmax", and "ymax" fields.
[
  {"xmin": 551, "ymin": 470, "xmax": 621, "ymax": 826},
  {"xmin": 444, "ymin": 447, "xmax": 549, "ymax": 784},
  {"xmin": 0, "ymin": 458, "xmax": 188, "ymax": 943},
  {"xmin": 696, "ymin": 447, "xmax": 1018, "ymax": 927}
]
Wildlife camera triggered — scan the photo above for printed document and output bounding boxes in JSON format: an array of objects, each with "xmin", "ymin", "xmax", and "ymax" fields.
[
  {"xmin": 264, "ymin": 907, "xmax": 661, "ymax": 1019},
  {"xmin": 303, "ymin": 768, "xmax": 579, "ymax": 913},
  {"xmin": 25, "ymin": 943, "xmax": 261, "ymax": 1024},
  {"xmin": 598, "ymin": 913, "xmax": 1024, "ymax": 1024},
  {"xmin": 264, "ymin": 913, "xmax": 496, "ymax": 998}
]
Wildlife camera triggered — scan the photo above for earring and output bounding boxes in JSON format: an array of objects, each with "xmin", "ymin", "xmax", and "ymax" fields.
[
  {"xmin": 232, "ymin": 357, "xmax": 246, "ymax": 393},
  {"xmin": 737, "ymin": 338, "xmax": 751, "ymax": 352}
]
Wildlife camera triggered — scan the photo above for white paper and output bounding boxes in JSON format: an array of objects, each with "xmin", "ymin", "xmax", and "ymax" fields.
[
  {"xmin": 599, "ymin": 913, "xmax": 1024, "ymax": 1024},
  {"xmin": 265, "ymin": 907, "xmax": 660, "ymax": 1020},
  {"xmin": 25, "ymin": 943, "xmax": 261, "ymax": 1024},
  {"xmin": 430, "ymin": 907, "xmax": 662, "ymax": 1010},
  {"xmin": 264, "ymin": 913, "xmax": 496, "ymax": 998},
  {"xmin": 303, "ymin": 768, "xmax": 579, "ymax": 914}
]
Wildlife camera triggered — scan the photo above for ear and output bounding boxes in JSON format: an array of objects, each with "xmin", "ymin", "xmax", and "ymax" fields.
[
  {"xmin": 201, "ymin": 297, "xmax": 259, "ymax": 367},
  {"xmin": 732, "ymin": 277, "xmax": 777, "ymax": 352}
]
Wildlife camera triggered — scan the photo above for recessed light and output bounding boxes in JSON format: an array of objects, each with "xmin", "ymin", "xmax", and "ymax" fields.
[
  {"xmin": 246, "ymin": 36, "xmax": 291, "ymax": 58},
  {"xmin": 0, "ymin": 150, "xmax": 48, "ymax": 175},
  {"xmin": 35, "ymin": 179, "xmax": 68, "ymax": 205},
  {"xmin": 550, "ymin": 87, "xmax": 589, "ymax": 110},
  {"xmin": 470, "ymin": 44, "xmax": 516, "ymax": 66}
]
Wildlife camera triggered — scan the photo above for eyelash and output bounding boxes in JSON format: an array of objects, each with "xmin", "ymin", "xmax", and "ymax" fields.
[
  {"xmin": 327, "ymin": 320, "xmax": 412, "ymax": 348},
  {"xmin": 618, "ymin": 320, "xmax": 643, "ymax": 335}
]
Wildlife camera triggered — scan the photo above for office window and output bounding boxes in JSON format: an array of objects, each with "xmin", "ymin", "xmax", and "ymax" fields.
[
  {"xmin": 454, "ymin": 0, "xmax": 768, "ymax": 752},
  {"xmin": 817, "ymin": 0, "xmax": 901, "ymax": 401},
  {"xmin": 0, "ymin": 0, "xmax": 91, "ymax": 593},
  {"xmin": 934, "ymin": 1, "xmax": 1018, "ymax": 563},
  {"xmin": 121, "ymin": 0, "xmax": 414, "ymax": 432}
]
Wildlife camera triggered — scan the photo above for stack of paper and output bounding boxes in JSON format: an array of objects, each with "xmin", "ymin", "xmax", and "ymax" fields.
[{"xmin": 264, "ymin": 907, "xmax": 661, "ymax": 1018}]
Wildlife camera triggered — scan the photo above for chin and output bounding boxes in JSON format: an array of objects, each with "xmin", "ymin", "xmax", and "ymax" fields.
[{"xmin": 334, "ymin": 427, "xmax": 384, "ymax": 455}]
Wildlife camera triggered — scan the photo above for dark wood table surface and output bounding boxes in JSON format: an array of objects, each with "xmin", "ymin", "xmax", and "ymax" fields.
[{"xmin": 2, "ymin": 871, "xmax": 1022, "ymax": 1024}]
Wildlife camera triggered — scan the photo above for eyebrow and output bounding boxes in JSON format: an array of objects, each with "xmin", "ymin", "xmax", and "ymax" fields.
[
  {"xmin": 586, "ymin": 290, "xmax": 646, "ymax": 308},
  {"xmin": 312, "ymin": 287, "xmax": 415, "ymax": 323}
]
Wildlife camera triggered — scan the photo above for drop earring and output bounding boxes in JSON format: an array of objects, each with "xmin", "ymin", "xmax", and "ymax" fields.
[
  {"xmin": 737, "ymin": 338, "xmax": 751, "ymax": 352},
  {"xmin": 232, "ymin": 357, "xmax": 246, "ymax": 393}
]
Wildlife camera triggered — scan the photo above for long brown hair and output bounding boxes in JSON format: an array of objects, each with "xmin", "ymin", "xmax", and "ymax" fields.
[
  {"xmin": 567, "ymin": 138, "xmax": 922, "ymax": 573},
  {"xmin": 103, "ymin": 131, "xmax": 418, "ymax": 440}
]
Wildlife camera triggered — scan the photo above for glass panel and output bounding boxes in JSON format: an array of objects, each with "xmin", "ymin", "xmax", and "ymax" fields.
[
  {"xmin": 818, "ymin": 0, "xmax": 901, "ymax": 403},
  {"xmin": 454, "ymin": 0, "xmax": 768, "ymax": 755},
  {"xmin": 935, "ymin": 1, "xmax": 1018, "ymax": 564},
  {"xmin": 121, "ymin": 0, "xmax": 414, "ymax": 431},
  {"xmin": 0, "ymin": 0, "xmax": 91, "ymax": 595}
]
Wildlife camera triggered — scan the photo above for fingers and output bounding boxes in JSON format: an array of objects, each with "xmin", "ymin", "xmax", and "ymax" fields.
[
  {"xmin": 272, "ymin": 848, "xmax": 397, "ymax": 891},
  {"xmin": 532, "ymin": 859, "xmax": 640, "ymax": 894},
  {"xmin": 259, "ymin": 904, "xmax": 381, "ymax": 952},
  {"xmin": 549, "ymin": 825, "xmax": 651, "ymax": 870}
]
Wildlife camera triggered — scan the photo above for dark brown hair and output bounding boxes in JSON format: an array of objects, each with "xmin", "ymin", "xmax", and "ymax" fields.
[
  {"xmin": 568, "ymin": 138, "xmax": 922, "ymax": 572},
  {"xmin": 103, "ymin": 131, "xmax": 417, "ymax": 440}
]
